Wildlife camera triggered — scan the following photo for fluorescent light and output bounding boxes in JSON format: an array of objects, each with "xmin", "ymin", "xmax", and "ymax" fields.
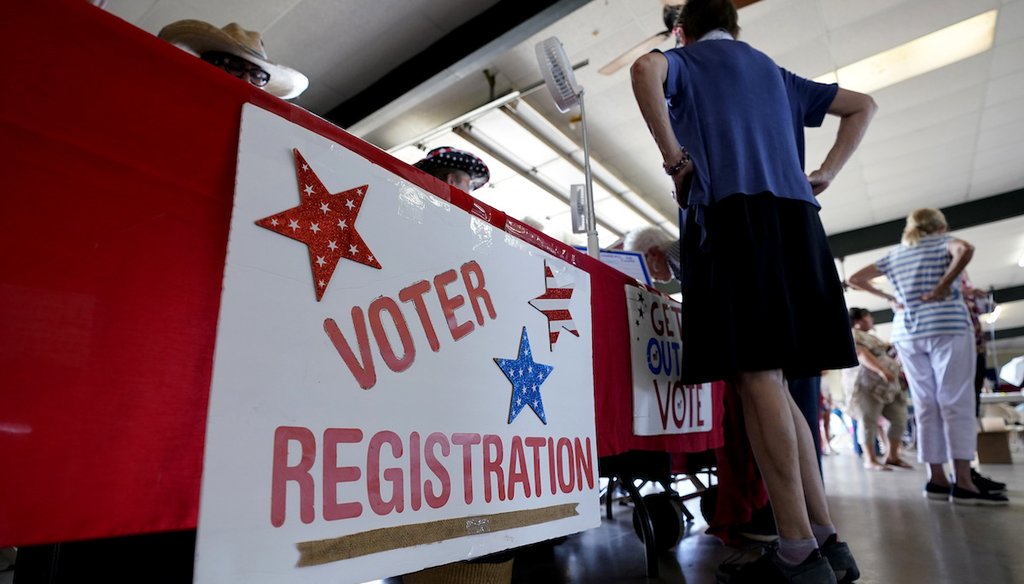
[
  {"xmin": 389, "ymin": 100, "xmax": 678, "ymax": 242},
  {"xmin": 1018, "ymin": 251, "xmax": 1024, "ymax": 268},
  {"xmin": 984, "ymin": 304, "xmax": 1002, "ymax": 325},
  {"xmin": 815, "ymin": 10, "xmax": 997, "ymax": 93}
]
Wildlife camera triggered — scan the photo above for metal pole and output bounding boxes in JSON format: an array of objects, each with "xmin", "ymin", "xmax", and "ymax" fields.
[
  {"xmin": 988, "ymin": 288, "xmax": 999, "ymax": 385},
  {"xmin": 578, "ymin": 91, "xmax": 599, "ymax": 259},
  {"xmin": 498, "ymin": 103, "xmax": 675, "ymax": 231},
  {"xmin": 451, "ymin": 124, "xmax": 623, "ymax": 237}
]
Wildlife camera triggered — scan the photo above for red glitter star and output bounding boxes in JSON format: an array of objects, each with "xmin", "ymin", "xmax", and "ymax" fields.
[{"xmin": 256, "ymin": 149, "xmax": 381, "ymax": 301}]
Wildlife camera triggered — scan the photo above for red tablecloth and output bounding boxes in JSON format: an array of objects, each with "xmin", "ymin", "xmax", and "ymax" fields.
[{"xmin": 0, "ymin": 0, "xmax": 722, "ymax": 548}]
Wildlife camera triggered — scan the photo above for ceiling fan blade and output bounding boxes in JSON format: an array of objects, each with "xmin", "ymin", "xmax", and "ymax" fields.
[{"xmin": 598, "ymin": 31, "xmax": 671, "ymax": 76}]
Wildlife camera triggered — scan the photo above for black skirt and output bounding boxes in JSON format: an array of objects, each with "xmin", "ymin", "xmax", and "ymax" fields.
[{"xmin": 679, "ymin": 192, "xmax": 857, "ymax": 384}]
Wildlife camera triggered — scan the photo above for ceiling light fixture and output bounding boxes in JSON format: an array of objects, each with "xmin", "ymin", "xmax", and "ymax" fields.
[
  {"xmin": 815, "ymin": 10, "xmax": 998, "ymax": 93},
  {"xmin": 388, "ymin": 100, "xmax": 677, "ymax": 246}
]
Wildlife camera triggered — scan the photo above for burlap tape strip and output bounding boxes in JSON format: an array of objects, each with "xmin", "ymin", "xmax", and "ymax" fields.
[{"xmin": 295, "ymin": 502, "xmax": 578, "ymax": 567}]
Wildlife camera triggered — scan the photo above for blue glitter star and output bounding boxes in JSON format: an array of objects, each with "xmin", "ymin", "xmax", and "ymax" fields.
[{"xmin": 494, "ymin": 327, "xmax": 554, "ymax": 424}]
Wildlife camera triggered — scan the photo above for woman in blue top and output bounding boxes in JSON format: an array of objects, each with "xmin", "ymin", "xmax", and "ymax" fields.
[
  {"xmin": 632, "ymin": 1, "xmax": 876, "ymax": 582},
  {"xmin": 848, "ymin": 208, "xmax": 1008, "ymax": 506}
]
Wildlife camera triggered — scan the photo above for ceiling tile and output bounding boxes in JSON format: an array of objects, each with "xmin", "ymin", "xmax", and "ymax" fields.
[
  {"xmin": 984, "ymin": 69, "xmax": 1024, "ymax": 107},
  {"xmin": 826, "ymin": 0, "xmax": 1000, "ymax": 67},
  {"xmin": 101, "ymin": 0, "xmax": 159, "ymax": 24},
  {"xmin": 989, "ymin": 37, "xmax": 1024, "ymax": 78},
  {"xmin": 864, "ymin": 83, "xmax": 987, "ymax": 144},
  {"xmin": 859, "ymin": 111, "xmax": 978, "ymax": 167},
  {"xmin": 975, "ymin": 118, "xmax": 1024, "ymax": 153},
  {"xmin": 818, "ymin": 201, "xmax": 876, "ymax": 234},
  {"xmin": 740, "ymin": 0, "xmax": 828, "ymax": 59},
  {"xmin": 862, "ymin": 141, "xmax": 975, "ymax": 184},
  {"xmin": 968, "ymin": 174, "xmax": 1024, "ymax": 199},
  {"xmin": 771, "ymin": 35, "xmax": 836, "ymax": 78},
  {"xmin": 819, "ymin": 0, "xmax": 913, "ymax": 30},
  {"xmin": 135, "ymin": 0, "xmax": 223, "ymax": 33},
  {"xmin": 979, "ymin": 95, "xmax": 1024, "ymax": 130},
  {"xmin": 994, "ymin": 0, "xmax": 1024, "ymax": 45}
]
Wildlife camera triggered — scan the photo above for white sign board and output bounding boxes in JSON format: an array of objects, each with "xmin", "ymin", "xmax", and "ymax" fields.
[
  {"xmin": 195, "ymin": 104, "xmax": 599, "ymax": 584},
  {"xmin": 573, "ymin": 247, "xmax": 651, "ymax": 286},
  {"xmin": 626, "ymin": 284, "xmax": 712, "ymax": 436}
]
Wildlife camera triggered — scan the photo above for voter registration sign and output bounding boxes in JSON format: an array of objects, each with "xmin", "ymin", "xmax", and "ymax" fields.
[
  {"xmin": 625, "ymin": 284, "xmax": 712, "ymax": 436},
  {"xmin": 194, "ymin": 104, "xmax": 599, "ymax": 584}
]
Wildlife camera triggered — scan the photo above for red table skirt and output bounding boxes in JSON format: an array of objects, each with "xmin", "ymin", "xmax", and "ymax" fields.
[{"xmin": 0, "ymin": 0, "xmax": 722, "ymax": 548}]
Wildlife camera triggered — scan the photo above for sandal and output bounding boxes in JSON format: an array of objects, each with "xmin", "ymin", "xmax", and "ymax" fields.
[{"xmin": 864, "ymin": 462, "xmax": 892, "ymax": 471}]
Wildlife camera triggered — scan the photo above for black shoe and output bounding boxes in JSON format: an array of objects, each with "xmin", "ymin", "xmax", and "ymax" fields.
[
  {"xmin": 971, "ymin": 469, "xmax": 1007, "ymax": 494},
  {"xmin": 923, "ymin": 482, "xmax": 951, "ymax": 501},
  {"xmin": 950, "ymin": 485, "xmax": 1009, "ymax": 506},
  {"xmin": 717, "ymin": 549, "xmax": 837, "ymax": 584},
  {"xmin": 820, "ymin": 535, "xmax": 860, "ymax": 584}
]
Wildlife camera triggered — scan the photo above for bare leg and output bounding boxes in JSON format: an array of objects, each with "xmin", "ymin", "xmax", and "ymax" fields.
[
  {"xmin": 927, "ymin": 463, "xmax": 948, "ymax": 486},
  {"xmin": 820, "ymin": 407, "xmax": 834, "ymax": 454},
  {"xmin": 735, "ymin": 369, "xmax": 814, "ymax": 540},
  {"xmin": 785, "ymin": 386, "xmax": 833, "ymax": 528},
  {"xmin": 884, "ymin": 420, "xmax": 907, "ymax": 465},
  {"xmin": 952, "ymin": 459, "xmax": 979, "ymax": 492}
]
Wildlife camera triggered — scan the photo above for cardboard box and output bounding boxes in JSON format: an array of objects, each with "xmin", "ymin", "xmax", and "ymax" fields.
[{"xmin": 977, "ymin": 417, "xmax": 1012, "ymax": 464}]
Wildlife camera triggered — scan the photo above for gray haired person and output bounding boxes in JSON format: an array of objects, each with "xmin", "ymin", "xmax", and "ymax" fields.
[{"xmin": 623, "ymin": 226, "xmax": 680, "ymax": 283}]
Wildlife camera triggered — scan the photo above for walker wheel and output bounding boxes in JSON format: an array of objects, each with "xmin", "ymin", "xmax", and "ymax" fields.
[{"xmin": 631, "ymin": 492, "xmax": 685, "ymax": 552}]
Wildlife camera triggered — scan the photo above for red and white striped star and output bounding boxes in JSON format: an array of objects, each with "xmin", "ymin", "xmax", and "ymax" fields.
[
  {"xmin": 255, "ymin": 148, "xmax": 381, "ymax": 301},
  {"xmin": 528, "ymin": 261, "xmax": 580, "ymax": 349}
]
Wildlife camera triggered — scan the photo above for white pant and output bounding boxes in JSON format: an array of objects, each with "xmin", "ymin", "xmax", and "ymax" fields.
[{"xmin": 895, "ymin": 334, "xmax": 976, "ymax": 463}]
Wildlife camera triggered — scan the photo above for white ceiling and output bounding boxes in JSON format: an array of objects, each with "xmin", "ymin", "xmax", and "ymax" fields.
[{"xmin": 104, "ymin": 0, "xmax": 1024, "ymax": 357}]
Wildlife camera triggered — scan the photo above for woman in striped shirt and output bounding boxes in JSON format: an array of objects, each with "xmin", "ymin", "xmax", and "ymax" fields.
[{"xmin": 848, "ymin": 208, "xmax": 1007, "ymax": 505}]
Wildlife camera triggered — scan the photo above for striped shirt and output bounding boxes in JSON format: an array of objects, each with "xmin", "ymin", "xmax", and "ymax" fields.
[{"xmin": 875, "ymin": 234, "xmax": 970, "ymax": 342}]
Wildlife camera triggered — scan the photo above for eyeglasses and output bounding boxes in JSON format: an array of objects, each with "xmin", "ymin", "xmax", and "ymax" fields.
[{"xmin": 200, "ymin": 51, "xmax": 271, "ymax": 88}]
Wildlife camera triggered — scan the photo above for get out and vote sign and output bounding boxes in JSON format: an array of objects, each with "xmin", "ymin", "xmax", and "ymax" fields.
[
  {"xmin": 626, "ymin": 285, "xmax": 712, "ymax": 436},
  {"xmin": 195, "ymin": 104, "xmax": 599, "ymax": 584}
]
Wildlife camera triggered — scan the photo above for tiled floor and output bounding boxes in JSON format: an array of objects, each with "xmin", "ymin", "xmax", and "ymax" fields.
[
  {"xmin": 504, "ymin": 450, "xmax": 1024, "ymax": 584},
  {"xmin": 5, "ymin": 449, "xmax": 1022, "ymax": 583}
]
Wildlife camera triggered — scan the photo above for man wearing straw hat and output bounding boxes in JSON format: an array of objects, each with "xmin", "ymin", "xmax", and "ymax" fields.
[{"xmin": 159, "ymin": 20, "xmax": 309, "ymax": 99}]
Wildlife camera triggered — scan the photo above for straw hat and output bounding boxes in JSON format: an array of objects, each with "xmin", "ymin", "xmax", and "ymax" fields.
[
  {"xmin": 158, "ymin": 20, "xmax": 309, "ymax": 99},
  {"xmin": 413, "ymin": 147, "xmax": 491, "ymax": 191}
]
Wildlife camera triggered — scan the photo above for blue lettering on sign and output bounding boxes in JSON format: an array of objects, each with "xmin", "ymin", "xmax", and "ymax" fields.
[{"xmin": 646, "ymin": 337, "xmax": 681, "ymax": 377}]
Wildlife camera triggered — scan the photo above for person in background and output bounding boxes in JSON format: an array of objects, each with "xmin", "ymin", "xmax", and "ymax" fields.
[
  {"xmin": 848, "ymin": 208, "xmax": 1008, "ymax": 505},
  {"xmin": 960, "ymin": 273, "xmax": 991, "ymax": 417},
  {"xmin": 843, "ymin": 308, "xmax": 910, "ymax": 470},
  {"xmin": 631, "ymin": 0, "xmax": 876, "ymax": 581},
  {"xmin": 820, "ymin": 372, "xmax": 836, "ymax": 455},
  {"xmin": 959, "ymin": 274, "xmax": 1008, "ymax": 495},
  {"xmin": 158, "ymin": 20, "xmax": 309, "ymax": 99},
  {"xmin": 622, "ymin": 226, "xmax": 680, "ymax": 283},
  {"xmin": 413, "ymin": 146, "xmax": 490, "ymax": 193}
]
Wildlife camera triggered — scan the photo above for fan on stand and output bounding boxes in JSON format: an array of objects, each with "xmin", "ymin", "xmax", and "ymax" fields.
[
  {"xmin": 535, "ymin": 36, "xmax": 600, "ymax": 258},
  {"xmin": 598, "ymin": 0, "xmax": 763, "ymax": 76}
]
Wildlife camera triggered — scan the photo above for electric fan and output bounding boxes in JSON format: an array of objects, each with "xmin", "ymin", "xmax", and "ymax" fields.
[{"xmin": 535, "ymin": 36, "xmax": 599, "ymax": 258}]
